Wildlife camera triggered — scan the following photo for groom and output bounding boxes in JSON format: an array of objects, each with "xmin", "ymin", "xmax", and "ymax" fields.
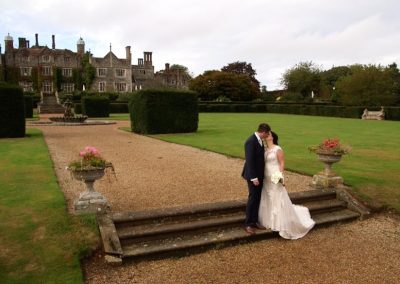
[{"xmin": 242, "ymin": 123, "xmax": 271, "ymax": 235}]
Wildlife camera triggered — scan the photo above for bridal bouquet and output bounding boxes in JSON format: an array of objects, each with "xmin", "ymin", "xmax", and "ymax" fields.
[{"xmin": 271, "ymin": 172, "xmax": 284, "ymax": 184}]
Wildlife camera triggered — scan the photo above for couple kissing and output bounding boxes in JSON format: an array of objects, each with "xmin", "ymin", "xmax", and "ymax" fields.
[{"xmin": 241, "ymin": 123, "xmax": 315, "ymax": 239}]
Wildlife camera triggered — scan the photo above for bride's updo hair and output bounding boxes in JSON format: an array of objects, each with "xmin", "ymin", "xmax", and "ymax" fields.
[{"xmin": 272, "ymin": 131, "xmax": 279, "ymax": 145}]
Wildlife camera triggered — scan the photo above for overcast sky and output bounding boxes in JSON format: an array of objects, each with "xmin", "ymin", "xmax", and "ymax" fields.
[{"xmin": 1, "ymin": 0, "xmax": 400, "ymax": 90}]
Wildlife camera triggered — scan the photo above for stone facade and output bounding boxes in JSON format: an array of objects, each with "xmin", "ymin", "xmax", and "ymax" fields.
[
  {"xmin": 155, "ymin": 63, "xmax": 190, "ymax": 89},
  {"xmin": 0, "ymin": 33, "xmax": 158, "ymax": 93}
]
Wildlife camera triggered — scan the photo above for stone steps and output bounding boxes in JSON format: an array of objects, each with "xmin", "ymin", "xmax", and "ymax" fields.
[
  {"xmin": 97, "ymin": 189, "xmax": 366, "ymax": 262},
  {"xmin": 38, "ymin": 95, "xmax": 65, "ymax": 114},
  {"xmin": 121, "ymin": 209, "xmax": 360, "ymax": 259}
]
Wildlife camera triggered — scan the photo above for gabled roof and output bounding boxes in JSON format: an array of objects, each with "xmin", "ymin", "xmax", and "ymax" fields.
[{"xmin": 92, "ymin": 51, "xmax": 128, "ymax": 65}]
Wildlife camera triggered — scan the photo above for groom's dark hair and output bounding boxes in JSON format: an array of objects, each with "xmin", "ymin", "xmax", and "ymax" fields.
[{"xmin": 258, "ymin": 123, "xmax": 271, "ymax": 133}]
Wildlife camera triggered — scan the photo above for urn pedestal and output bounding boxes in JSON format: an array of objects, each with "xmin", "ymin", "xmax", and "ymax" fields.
[
  {"xmin": 71, "ymin": 168, "xmax": 108, "ymax": 214},
  {"xmin": 311, "ymin": 152, "xmax": 344, "ymax": 188}
]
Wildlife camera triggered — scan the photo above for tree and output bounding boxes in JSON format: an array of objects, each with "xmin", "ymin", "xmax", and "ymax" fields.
[
  {"xmin": 319, "ymin": 66, "xmax": 352, "ymax": 100},
  {"xmin": 221, "ymin": 61, "xmax": 261, "ymax": 98},
  {"xmin": 321, "ymin": 66, "xmax": 352, "ymax": 87},
  {"xmin": 189, "ymin": 70, "xmax": 254, "ymax": 101},
  {"xmin": 387, "ymin": 62, "xmax": 400, "ymax": 104},
  {"xmin": 281, "ymin": 61, "xmax": 322, "ymax": 98},
  {"xmin": 81, "ymin": 52, "xmax": 95, "ymax": 90},
  {"xmin": 335, "ymin": 64, "xmax": 397, "ymax": 106}
]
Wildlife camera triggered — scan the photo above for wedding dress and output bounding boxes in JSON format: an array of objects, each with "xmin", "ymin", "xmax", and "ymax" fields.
[{"xmin": 258, "ymin": 145, "xmax": 315, "ymax": 239}]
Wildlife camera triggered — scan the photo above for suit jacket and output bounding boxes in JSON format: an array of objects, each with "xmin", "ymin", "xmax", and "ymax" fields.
[{"xmin": 242, "ymin": 134, "xmax": 265, "ymax": 181}]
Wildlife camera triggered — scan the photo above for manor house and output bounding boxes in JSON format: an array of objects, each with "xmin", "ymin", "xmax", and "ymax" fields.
[{"xmin": 0, "ymin": 33, "xmax": 189, "ymax": 94}]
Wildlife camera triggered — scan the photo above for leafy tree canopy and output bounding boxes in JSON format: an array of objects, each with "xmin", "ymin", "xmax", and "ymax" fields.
[
  {"xmin": 281, "ymin": 61, "xmax": 322, "ymax": 97},
  {"xmin": 189, "ymin": 70, "xmax": 256, "ymax": 101},
  {"xmin": 335, "ymin": 64, "xmax": 398, "ymax": 106}
]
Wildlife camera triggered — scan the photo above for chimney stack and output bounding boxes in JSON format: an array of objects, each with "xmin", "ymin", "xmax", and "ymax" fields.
[
  {"xmin": 125, "ymin": 46, "xmax": 131, "ymax": 64},
  {"xmin": 18, "ymin": 37, "xmax": 27, "ymax": 48},
  {"xmin": 165, "ymin": 63, "xmax": 170, "ymax": 72},
  {"xmin": 35, "ymin": 33, "xmax": 39, "ymax": 46},
  {"xmin": 144, "ymin": 52, "xmax": 152, "ymax": 65},
  {"xmin": 52, "ymin": 35, "xmax": 55, "ymax": 49},
  {"xmin": 27, "ymin": 40, "xmax": 30, "ymax": 48}
]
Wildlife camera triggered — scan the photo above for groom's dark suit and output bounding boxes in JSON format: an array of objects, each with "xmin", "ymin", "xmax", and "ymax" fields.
[{"xmin": 242, "ymin": 133, "xmax": 265, "ymax": 227}]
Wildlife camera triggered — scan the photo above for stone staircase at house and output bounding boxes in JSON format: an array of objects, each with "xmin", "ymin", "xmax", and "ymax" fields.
[
  {"xmin": 97, "ymin": 188, "xmax": 369, "ymax": 263},
  {"xmin": 37, "ymin": 93, "xmax": 65, "ymax": 114}
]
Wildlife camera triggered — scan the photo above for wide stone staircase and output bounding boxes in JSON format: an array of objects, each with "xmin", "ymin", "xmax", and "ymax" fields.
[
  {"xmin": 97, "ymin": 188, "xmax": 369, "ymax": 263},
  {"xmin": 37, "ymin": 93, "xmax": 65, "ymax": 114}
]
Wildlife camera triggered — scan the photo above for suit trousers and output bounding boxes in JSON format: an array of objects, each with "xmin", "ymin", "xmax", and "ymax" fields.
[{"xmin": 245, "ymin": 180, "xmax": 263, "ymax": 226}]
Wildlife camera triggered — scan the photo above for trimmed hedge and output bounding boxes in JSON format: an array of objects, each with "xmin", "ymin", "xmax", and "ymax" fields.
[
  {"xmin": 74, "ymin": 102, "xmax": 128, "ymax": 114},
  {"xmin": 110, "ymin": 103, "xmax": 129, "ymax": 113},
  {"xmin": 24, "ymin": 95, "xmax": 33, "ymax": 118},
  {"xmin": 129, "ymin": 89, "xmax": 198, "ymax": 134},
  {"xmin": 81, "ymin": 96, "xmax": 110, "ymax": 117},
  {"xmin": 73, "ymin": 103, "xmax": 82, "ymax": 114},
  {"xmin": 0, "ymin": 84, "xmax": 25, "ymax": 137},
  {"xmin": 198, "ymin": 103, "xmax": 400, "ymax": 120}
]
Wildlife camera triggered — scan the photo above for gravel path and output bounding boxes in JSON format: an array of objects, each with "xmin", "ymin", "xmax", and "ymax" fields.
[{"xmin": 31, "ymin": 120, "xmax": 400, "ymax": 283}]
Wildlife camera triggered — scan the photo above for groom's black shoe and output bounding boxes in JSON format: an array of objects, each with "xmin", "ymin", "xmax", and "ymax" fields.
[
  {"xmin": 244, "ymin": 226, "xmax": 256, "ymax": 235},
  {"xmin": 252, "ymin": 223, "xmax": 267, "ymax": 230}
]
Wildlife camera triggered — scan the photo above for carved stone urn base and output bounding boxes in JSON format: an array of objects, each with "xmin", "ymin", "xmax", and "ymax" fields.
[
  {"xmin": 74, "ymin": 191, "xmax": 108, "ymax": 214},
  {"xmin": 311, "ymin": 174, "xmax": 343, "ymax": 189},
  {"xmin": 311, "ymin": 152, "xmax": 344, "ymax": 189},
  {"xmin": 71, "ymin": 168, "xmax": 109, "ymax": 214}
]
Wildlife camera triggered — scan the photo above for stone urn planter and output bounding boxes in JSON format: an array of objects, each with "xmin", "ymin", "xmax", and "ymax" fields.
[
  {"xmin": 71, "ymin": 168, "xmax": 108, "ymax": 214},
  {"xmin": 311, "ymin": 151, "xmax": 344, "ymax": 188}
]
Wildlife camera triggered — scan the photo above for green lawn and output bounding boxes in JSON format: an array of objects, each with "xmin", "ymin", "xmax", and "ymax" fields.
[
  {"xmin": 0, "ymin": 129, "xmax": 98, "ymax": 284},
  {"xmin": 151, "ymin": 113, "xmax": 400, "ymax": 211}
]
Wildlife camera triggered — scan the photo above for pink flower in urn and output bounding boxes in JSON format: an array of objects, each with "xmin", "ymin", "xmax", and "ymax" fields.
[
  {"xmin": 68, "ymin": 146, "xmax": 110, "ymax": 170},
  {"xmin": 309, "ymin": 138, "xmax": 351, "ymax": 155},
  {"xmin": 84, "ymin": 146, "xmax": 100, "ymax": 156}
]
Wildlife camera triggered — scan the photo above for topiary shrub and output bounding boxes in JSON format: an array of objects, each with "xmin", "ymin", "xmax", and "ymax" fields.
[
  {"xmin": 0, "ymin": 84, "xmax": 25, "ymax": 137},
  {"xmin": 24, "ymin": 95, "xmax": 33, "ymax": 118},
  {"xmin": 129, "ymin": 89, "xmax": 198, "ymax": 134},
  {"xmin": 81, "ymin": 96, "xmax": 110, "ymax": 117}
]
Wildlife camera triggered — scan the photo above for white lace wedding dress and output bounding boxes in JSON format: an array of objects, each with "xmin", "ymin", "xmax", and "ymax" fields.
[{"xmin": 258, "ymin": 145, "xmax": 315, "ymax": 239}]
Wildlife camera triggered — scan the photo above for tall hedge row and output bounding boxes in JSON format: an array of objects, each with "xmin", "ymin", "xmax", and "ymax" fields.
[
  {"xmin": 74, "ymin": 102, "xmax": 128, "ymax": 114},
  {"xmin": 81, "ymin": 96, "xmax": 110, "ymax": 117},
  {"xmin": 198, "ymin": 103, "xmax": 400, "ymax": 120},
  {"xmin": 24, "ymin": 95, "xmax": 33, "ymax": 118},
  {"xmin": 0, "ymin": 84, "xmax": 25, "ymax": 137},
  {"xmin": 129, "ymin": 89, "xmax": 198, "ymax": 134}
]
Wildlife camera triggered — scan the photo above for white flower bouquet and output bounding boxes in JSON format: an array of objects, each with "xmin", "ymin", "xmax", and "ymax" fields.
[{"xmin": 271, "ymin": 172, "xmax": 284, "ymax": 185}]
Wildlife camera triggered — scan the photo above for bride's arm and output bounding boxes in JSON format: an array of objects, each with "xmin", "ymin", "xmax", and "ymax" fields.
[
  {"xmin": 276, "ymin": 149, "xmax": 285, "ymax": 172},
  {"xmin": 276, "ymin": 149, "xmax": 285, "ymax": 185}
]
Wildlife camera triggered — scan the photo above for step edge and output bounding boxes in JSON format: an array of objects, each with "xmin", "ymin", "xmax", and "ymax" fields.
[
  {"xmin": 112, "ymin": 190, "xmax": 337, "ymax": 223},
  {"xmin": 120, "ymin": 211, "xmax": 359, "ymax": 258}
]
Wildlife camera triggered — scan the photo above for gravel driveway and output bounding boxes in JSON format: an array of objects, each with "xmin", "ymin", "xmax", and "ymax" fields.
[{"xmin": 31, "ymin": 120, "xmax": 400, "ymax": 283}]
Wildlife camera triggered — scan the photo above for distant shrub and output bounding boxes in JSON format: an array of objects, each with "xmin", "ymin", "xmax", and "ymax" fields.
[
  {"xmin": 129, "ymin": 89, "xmax": 198, "ymax": 134},
  {"xmin": 81, "ymin": 96, "xmax": 110, "ymax": 117},
  {"xmin": 110, "ymin": 103, "xmax": 129, "ymax": 113}
]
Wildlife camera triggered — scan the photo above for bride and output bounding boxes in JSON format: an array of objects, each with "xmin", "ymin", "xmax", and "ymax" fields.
[{"xmin": 258, "ymin": 131, "xmax": 315, "ymax": 239}]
